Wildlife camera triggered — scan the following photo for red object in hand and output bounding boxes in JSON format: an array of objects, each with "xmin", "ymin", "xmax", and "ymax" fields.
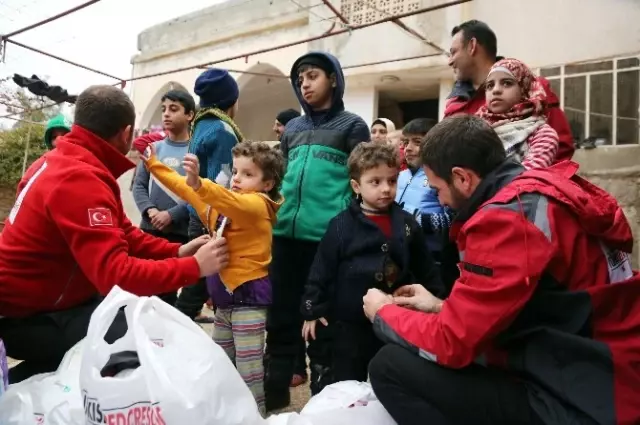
[{"xmin": 133, "ymin": 132, "xmax": 165, "ymax": 154}]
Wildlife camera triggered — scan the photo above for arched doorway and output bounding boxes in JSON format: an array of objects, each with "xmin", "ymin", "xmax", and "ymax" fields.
[
  {"xmin": 138, "ymin": 81, "xmax": 190, "ymax": 130},
  {"xmin": 234, "ymin": 63, "xmax": 300, "ymax": 141}
]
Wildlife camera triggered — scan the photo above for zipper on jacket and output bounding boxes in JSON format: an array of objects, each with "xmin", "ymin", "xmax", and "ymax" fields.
[
  {"xmin": 291, "ymin": 131, "xmax": 313, "ymax": 239},
  {"xmin": 54, "ymin": 264, "xmax": 78, "ymax": 307},
  {"xmin": 398, "ymin": 174, "xmax": 414, "ymax": 204}
]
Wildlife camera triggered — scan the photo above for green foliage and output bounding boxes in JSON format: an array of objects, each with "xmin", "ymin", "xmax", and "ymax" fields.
[{"xmin": 0, "ymin": 124, "xmax": 47, "ymax": 188}]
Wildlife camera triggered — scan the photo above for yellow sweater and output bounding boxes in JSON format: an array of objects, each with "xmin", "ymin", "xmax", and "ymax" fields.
[{"xmin": 145, "ymin": 157, "xmax": 283, "ymax": 291}]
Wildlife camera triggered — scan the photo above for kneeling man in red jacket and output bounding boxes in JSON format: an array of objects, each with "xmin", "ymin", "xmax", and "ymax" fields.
[
  {"xmin": 0, "ymin": 85, "xmax": 229, "ymax": 383},
  {"xmin": 364, "ymin": 115, "xmax": 640, "ymax": 425}
]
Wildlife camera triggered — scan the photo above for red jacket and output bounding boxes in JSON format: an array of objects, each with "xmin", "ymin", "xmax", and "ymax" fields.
[
  {"xmin": 444, "ymin": 78, "xmax": 575, "ymax": 162},
  {"xmin": 374, "ymin": 160, "xmax": 640, "ymax": 425},
  {"xmin": 16, "ymin": 153, "xmax": 48, "ymax": 196},
  {"xmin": 0, "ymin": 126, "xmax": 201, "ymax": 318}
]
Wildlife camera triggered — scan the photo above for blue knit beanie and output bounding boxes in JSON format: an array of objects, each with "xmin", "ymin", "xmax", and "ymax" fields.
[{"xmin": 194, "ymin": 68, "xmax": 239, "ymax": 109}]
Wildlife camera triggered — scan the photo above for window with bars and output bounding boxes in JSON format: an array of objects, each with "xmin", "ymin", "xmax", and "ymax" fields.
[{"xmin": 539, "ymin": 56, "xmax": 640, "ymax": 145}]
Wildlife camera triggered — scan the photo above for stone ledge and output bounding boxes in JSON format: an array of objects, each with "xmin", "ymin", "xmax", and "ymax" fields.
[
  {"xmin": 579, "ymin": 165, "xmax": 640, "ymax": 179},
  {"xmin": 133, "ymin": 2, "xmax": 308, "ymax": 64}
]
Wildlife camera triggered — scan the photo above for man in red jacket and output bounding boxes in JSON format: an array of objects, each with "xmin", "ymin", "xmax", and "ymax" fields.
[
  {"xmin": 445, "ymin": 20, "xmax": 575, "ymax": 162},
  {"xmin": 364, "ymin": 115, "xmax": 640, "ymax": 425},
  {"xmin": 0, "ymin": 85, "xmax": 229, "ymax": 383}
]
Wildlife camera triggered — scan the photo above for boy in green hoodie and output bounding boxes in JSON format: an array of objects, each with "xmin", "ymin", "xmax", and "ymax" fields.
[
  {"xmin": 265, "ymin": 51, "xmax": 370, "ymax": 411},
  {"xmin": 16, "ymin": 114, "xmax": 72, "ymax": 195},
  {"xmin": 44, "ymin": 114, "xmax": 72, "ymax": 149}
]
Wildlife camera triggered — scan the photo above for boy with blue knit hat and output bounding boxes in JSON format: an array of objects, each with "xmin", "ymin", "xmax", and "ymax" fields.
[
  {"xmin": 175, "ymin": 68, "xmax": 245, "ymax": 321},
  {"xmin": 265, "ymin": 51, "xmax": 370, "ymax": 411},
  {"xmin": 190, "ymin": 68, "xmax": 244, "ymax": 186},
  {"xmin": 186, "ymin": 68, "xmax": 243, "ymax": 236}
]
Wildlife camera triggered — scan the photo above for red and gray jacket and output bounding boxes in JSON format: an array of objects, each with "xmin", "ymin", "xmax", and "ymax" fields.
[
  {"xmin": 0, "ymin": 126, "xmax": 200, "ymax": 318},
  {"xmin": 374, "ymin": 159, "xmax": 640, "ymax": 425},
  {"xmin": 445, "ymin": 78, "xmax": 575, "ymax": 162}
]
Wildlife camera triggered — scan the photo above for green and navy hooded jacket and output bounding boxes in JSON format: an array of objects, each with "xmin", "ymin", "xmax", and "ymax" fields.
[{"xmin": 275, "ymin": 52, "xmax": 370, "ymax": 242}]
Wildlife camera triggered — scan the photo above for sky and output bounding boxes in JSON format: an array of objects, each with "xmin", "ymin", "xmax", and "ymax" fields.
[{"xmin": 0, "ymin": 0, "xmax": 226, "ymax": 121}]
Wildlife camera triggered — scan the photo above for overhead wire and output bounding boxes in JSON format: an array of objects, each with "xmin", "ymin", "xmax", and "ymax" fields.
[
  {"xmin": 125, "ymin": 0, "xmax": 470, "ymax": 83},
  {"xmin": 5, "ymin": 39, "xmax": 125, "ymax": 81},
  {"xmin": 0, "ymin": 1, "xmax": 116, "ymax": 82},
  {"xmin": 1, "ymin": 0, "xmax": 102, "ymax": 39},
  {"xmin": 0, "ymin": 0, "xmax": 468, "ymax": 120}
]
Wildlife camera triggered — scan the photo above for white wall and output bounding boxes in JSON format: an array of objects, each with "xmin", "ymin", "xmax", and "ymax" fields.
[
  {"xmin": 343, "ymin": 86, "xmax": 379, "ymax": 127},
  {"xmin": 236, "ymin": 86, "xmax": 301, "ymax": 141},
  {"xmin": 438, "ymin": 79, "xmax": 454, "ymax": 120},
  {"xmin": 470, "ymin": 0, "xmax": 640, "ymax": 67}
]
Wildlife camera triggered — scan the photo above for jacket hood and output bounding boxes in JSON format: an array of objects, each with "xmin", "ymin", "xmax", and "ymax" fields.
[
  {"xmin": 290, "ymin": 51, "xmax": 345, "ymax": 117},
  {"xmin": 508, "ymin": 161, "xmax": 633, "ymax": 252},
  {"xmin": 55, "ymin": 125, "xmax": 135, "ymax": 180},
  {"xmin": 538, "ymin": 77, "xmax": 560, "ymax": 107},
  {"xmin": 259, "ymin": 192, "xmax": 284, "ymax": 224}
]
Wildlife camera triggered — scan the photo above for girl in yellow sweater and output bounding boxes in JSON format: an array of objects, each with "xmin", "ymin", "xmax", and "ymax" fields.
[{"xmin": 144, "ymin": 141, "xmax": 284, "ymax": 416}]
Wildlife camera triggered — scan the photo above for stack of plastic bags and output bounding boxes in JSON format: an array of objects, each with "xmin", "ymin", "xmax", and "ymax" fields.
[
  {"xmin": 0, "ymin": 339, "xmax": 85, "ymax": 424},
  {"xmin": 0, "ymin": 287, "xmax": 396, "ymax": 425}
]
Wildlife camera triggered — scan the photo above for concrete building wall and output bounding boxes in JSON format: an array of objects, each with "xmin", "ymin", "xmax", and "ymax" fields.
[
  {"xmin": 467, "ymin": 0, "xmax": 640, "ymax": 68},
  {"xmin": 130, "ymin": 0, "xmax": 310, "ymax": 129},
  {"xmin": 129, "ymin": 0, "xmax": 640, "ymax": 126}
]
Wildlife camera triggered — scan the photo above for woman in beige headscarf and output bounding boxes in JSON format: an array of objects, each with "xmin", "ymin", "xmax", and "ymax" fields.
[{"xmin": 370, "ymin": 118, "xmax": 396, "ymax": 144}]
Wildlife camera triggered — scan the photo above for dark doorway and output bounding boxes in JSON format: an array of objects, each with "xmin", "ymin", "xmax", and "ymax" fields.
[{"xmin": 399, "ymin": 99, "xmax": 439, "ymax": 123}]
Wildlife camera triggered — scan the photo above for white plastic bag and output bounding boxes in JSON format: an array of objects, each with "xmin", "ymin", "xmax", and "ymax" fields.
[
  {"xmin": 266, "ymin": 412, "xmax": 313, "ymax": 425},
  {"xmin": 267, "ymin": 381, "xmax": 396, "ymax": 425},
  {"xmin": 80, "ymin": 286, "xmax": 264, "ymax": 425},
  {"xmin": 301, "ymin": 381, "xmax": 378, "ymax": 414},
  {"xmin": 0, "ymin": 340, "xmax": 85, "ymax": 425}
]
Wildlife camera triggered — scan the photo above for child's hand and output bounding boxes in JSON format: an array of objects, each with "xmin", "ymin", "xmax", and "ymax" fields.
[
  {"xmin": 302, "ymin": 317, "xmax": 328, "ymax": 342},
  {"xmin": 183, "ymin": 154, "xmax": 202, "ymax": 190},
  {"xmin": 141, "ymin": 143, "xmax": 156, "ymax": 161}
]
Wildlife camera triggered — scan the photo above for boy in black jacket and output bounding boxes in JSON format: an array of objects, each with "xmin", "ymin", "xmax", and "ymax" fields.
[
  {"xmin": 301, "ymin": 143, "xmax": 443, "ymax": 392},
  {"xmin": 265, "ymin": 51, "xmax": 370, "ymax": 411}
]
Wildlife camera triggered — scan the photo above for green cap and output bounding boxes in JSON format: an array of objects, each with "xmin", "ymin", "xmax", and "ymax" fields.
[{"xmin": 44, "ymin": 114, "xmax": 72, "ymax": 149}]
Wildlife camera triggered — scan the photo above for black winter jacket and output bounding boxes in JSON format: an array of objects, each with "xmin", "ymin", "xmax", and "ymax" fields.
[{"xmin": 301, "ymin": 199, "xmax": 443, "ymax": 323}]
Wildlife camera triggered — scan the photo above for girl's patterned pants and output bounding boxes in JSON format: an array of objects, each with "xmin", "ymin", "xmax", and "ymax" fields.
[{"xmin": 213, "ymin": 306, "xmax": 267, "ymax": 416}]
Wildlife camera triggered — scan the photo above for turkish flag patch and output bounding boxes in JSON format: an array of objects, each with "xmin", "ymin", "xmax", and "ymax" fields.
[{"xmin": 88, "ymin": 208, "xmax": 114, "ymax": 227}]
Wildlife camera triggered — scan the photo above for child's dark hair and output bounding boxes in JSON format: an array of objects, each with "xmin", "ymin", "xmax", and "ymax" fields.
[
  {"xmin": 403, "ymin": 118, "xmax": 437, "ymax": 136},
  {"xmin": 348, "ymin": 142, "xmax": 400, "ymax": 181},
  {"xmin": 297, "ymin": 64, "xmax": 326, "ymax": 76},
  {"xmin": 161, "ymin": 90, "xmax": 196, "ymax": 115},
  {"xmin": 231, "ymin": 141, "xmax": 285, "ymax": 200}
]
